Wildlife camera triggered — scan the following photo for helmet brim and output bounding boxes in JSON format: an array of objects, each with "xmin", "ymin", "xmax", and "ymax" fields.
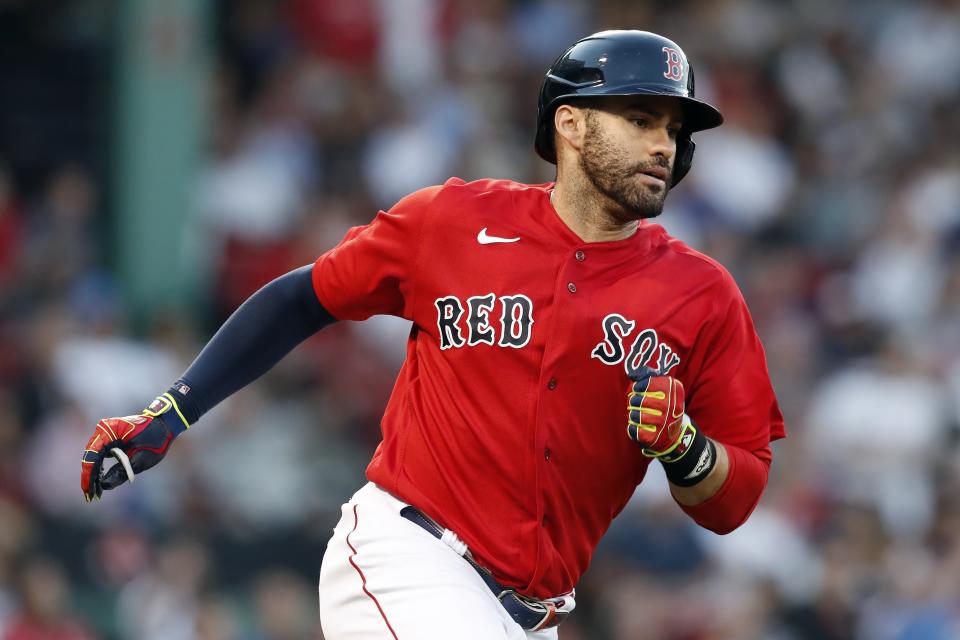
[
  {"xmin": 534, "ymin": 89, "xmax": 723, "ymax": 163},
  {"xmin": 567, "ymin": 85, "xmax": 724, "ymax": 132}
]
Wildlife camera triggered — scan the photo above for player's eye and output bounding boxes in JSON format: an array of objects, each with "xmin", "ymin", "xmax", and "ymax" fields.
[
  {"xmin": 631, "ymin": 118, "xmax": 649, "ymax": 128},
  {"xmin": 667, "ymin": 126, "xmax": 681, "ymax": 139}
]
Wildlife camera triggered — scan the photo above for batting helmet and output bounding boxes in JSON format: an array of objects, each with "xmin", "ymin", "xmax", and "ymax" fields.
[{"xmin": 535, "ymin": 30, "xmax": 723, "ymax": 185}]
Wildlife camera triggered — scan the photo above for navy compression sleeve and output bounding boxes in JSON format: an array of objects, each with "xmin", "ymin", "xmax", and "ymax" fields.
[{"xmin": 165, "ymin": 265, "xmax": 335, "ymax": 425}]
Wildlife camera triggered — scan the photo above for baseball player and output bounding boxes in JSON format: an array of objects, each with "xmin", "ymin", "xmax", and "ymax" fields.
[{"xmin": 81, "ymin": 30, "xmax": 785, "ymax": 639}]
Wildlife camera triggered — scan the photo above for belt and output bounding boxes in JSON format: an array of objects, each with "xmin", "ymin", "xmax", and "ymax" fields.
[{"xmin": 399, "ymin": 505, "xmax": 569, "ymax": 631}]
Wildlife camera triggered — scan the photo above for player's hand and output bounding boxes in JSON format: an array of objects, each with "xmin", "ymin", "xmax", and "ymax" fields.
[
  {"xmin": 626, "ymin": 367, "xmax": 693, "ymax": 458},
  {"xmin": 80, "ymin": 394, "xmax": 188, "ymax": 501}
]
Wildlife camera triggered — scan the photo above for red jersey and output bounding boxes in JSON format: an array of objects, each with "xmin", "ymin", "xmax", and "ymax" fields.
[{"xmin": 312, "ymin": 178, "xmax": 785, "ymax": 598}]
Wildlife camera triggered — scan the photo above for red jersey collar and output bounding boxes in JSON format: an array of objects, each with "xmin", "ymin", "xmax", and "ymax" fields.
[{"xmin": 534, "ymin": 182, "xmax": 665, "ymax": 258}]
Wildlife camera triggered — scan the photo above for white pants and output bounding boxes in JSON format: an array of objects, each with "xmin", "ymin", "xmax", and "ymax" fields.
[{"xmin": 319, "ymin": 483, "xmax": 561, "ymax": 640}]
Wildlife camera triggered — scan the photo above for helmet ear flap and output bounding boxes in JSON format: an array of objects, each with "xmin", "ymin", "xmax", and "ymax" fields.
[{"xmin": 671, "ymin": 136, "xmax": 695, "ymax": 186}]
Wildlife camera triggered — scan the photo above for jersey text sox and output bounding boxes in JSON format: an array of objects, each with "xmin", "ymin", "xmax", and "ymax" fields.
[{"xmin": 590, "ymin": 313, "xmax": 681, "ymax": 375}]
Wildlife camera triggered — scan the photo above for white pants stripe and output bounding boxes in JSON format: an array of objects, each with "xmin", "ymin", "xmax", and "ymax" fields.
[{"xmin": 318, "ymin": 483, "xmax": 560, "ymax": 640}]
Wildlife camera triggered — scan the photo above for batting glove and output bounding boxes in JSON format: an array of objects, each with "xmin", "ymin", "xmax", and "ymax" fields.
[
  {"xmin": 627, "ymin": 368, "xmax": 717, "ymax": 486},
  {"xmin": 80, "ymin": 393, "xmax": 189, "ymax": 501},
  {"xmin": 627, "ymin": 368, "xmax": 691, "ymax": 455}
]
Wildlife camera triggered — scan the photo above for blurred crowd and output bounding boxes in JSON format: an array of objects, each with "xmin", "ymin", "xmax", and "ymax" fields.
[{"xmin": 1, "ymin": 0, "xmax": 959, "ymax": 638}]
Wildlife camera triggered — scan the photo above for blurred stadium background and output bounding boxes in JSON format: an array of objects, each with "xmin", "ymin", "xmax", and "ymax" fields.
[{"xmin": 1, "ymin": 0, "xmax": 959, "ymax": 638}]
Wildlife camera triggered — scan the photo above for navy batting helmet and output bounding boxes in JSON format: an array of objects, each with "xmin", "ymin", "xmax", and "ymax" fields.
[{"xmin": 535, "ymin": 30, "xmax": 723, "ymax": 185}]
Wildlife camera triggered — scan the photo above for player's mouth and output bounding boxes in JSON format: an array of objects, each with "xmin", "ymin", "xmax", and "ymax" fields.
[{"xmin": 635, "ymin": 166, "xmax": 669, "ymax": 188}]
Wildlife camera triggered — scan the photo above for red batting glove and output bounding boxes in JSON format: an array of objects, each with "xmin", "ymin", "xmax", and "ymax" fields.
[
  {"xmin": 80, "ymin": 394, "xmax": 188, "ymax": 501},
  {"xmin": 626, "ymin": 367, "xmax": 694, "ymax": 458}
]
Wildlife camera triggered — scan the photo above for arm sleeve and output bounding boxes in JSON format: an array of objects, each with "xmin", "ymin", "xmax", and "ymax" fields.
[
  {"xmin": 311, "ymin": 185, "xmax": 440, "ymax": 321},
  {"xmin": 679, "ymin": 442, "xmax": 772, "ymax": 534},
  {"xmin": 678, "ymin": 270, "xmax": 785, "ymax": 533},
  {"xmin": 169, "ymin": 265, "xmax": 336, "ymax": 424}
]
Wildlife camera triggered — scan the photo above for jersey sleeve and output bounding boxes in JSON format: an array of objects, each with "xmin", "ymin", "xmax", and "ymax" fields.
[
  {"xmin": 679, "ymin": 440, "xmax": 772, "ymax": 534},
  {"xmin": 685, "ymin": 270, "xmax": 786, "ymax": 451},
  {"xmin": 311, "ymin": 185, "xmax": 440, "ymax": 321},
  {"xmin": 675, "ymin": 271, "xmax": 784, "ymax": 534}
]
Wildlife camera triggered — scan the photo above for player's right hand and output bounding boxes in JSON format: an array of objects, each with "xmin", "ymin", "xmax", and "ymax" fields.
[
  {"xmin": 80, "ymin": 394, "xmax": 188, "ymax": 501},
  {"xmin": 626, "ymin": 367, "xmax": 692, "ymax": 458}
]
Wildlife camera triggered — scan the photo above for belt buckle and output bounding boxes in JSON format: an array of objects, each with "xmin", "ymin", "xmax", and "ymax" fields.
[{"xmin": 498, "ymin": 589, "xmax": 565, "ymax": 631}]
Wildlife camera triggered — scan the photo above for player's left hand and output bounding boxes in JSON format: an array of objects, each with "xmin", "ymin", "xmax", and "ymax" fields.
[{"xmin": 626, "ymin": 367, "xmax": 693, "ymax": 458}]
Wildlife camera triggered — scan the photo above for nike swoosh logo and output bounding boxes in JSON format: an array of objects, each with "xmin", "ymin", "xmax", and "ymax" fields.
[{"xmin": 477, "ymin": 227, "xmax": 520, "ymax": 244}]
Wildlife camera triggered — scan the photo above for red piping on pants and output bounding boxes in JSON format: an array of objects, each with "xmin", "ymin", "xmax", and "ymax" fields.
[{"xmin": 346, "ymin": 503, "xmax": 400, "ymax": 639}]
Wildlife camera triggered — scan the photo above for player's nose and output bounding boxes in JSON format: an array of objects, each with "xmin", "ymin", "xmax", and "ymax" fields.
[{"xmin": 647, "ymin": 126, "xmax": 676, "ymax": 161}]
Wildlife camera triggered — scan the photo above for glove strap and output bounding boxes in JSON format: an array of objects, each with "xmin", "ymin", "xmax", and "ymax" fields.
[
  {"xmin": 640, "ymin": 413, "xmax": 696, "ymax": 460},
  {"xmin": 143, "ymin": 392, "xmax": 190, "ymax": 435},
  {"xmin": 646, "ymin": 417, "xmax": 717, "ymax": 487}
]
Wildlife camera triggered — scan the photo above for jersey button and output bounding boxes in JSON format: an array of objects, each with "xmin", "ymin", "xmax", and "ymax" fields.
[
  {"xmin": 575, "ymin": 250, "xmax": 585, "ymax": 261},
  {"xmin": 544, "ymin": 447, "xmax": 551, "ymax": 461},
  {"xmin": 547, "ymin": 378, "xmax": 557, "ymax": 390},
  {"xmin": 567, "ymin": 282, "xmax": 577, "ymax": 293}
]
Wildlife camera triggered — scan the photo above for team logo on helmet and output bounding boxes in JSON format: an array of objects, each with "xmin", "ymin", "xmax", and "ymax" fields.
[{"xmin": 662, "ymin": 46, "xmax": 685, "ymax": 81}]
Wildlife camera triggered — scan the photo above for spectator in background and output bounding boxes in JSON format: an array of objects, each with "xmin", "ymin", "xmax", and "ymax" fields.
[
  {"xmin": 19, "ymin": 166, "xmax": 101, "ymax": 299},
  {"xmin": 0, "ymin": 166, "xmax": 23, "ymax": 294},
  {"xmin": 3, "ymin": 557, "xmax": 96, "ymax": 640},
  {"xmin": 115, "ymin": 537, "xmax": 210, "ymax": 640},
  {"xmin": 0, "ymin": 498, "xmax": 34, "ymax": 636},
  {"xmin": 246, "ymin": 570, "xmax": 315, "ymax": 640},
  {"xmin": 805, "ymin": 334, "xmax": 948, "ymax": 539},
  {"xmin": 192, "ymin": 75, "xmax": 313, "ymax": 323}
]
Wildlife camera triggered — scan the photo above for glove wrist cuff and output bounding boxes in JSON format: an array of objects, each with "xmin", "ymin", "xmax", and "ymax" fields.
[
  {"xmin": 657, "ymin": 420, "xmax": 717, "ymax": 487},
  {"xmin": 165, "ymin": 379, "xmax": 204, "ymax": 425},
  {"xmin": 143, "ymin": 392, "xmax": 190, "ymax": 436}
]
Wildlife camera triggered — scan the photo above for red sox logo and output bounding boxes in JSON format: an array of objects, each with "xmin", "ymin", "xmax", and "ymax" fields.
[
  {"xmin": 591, "ymin": 314, "xmax": 681, "ymax": 376},
  {"xmin": 662, "ymin": 46, "xmax": 685, "ymax": 81}
]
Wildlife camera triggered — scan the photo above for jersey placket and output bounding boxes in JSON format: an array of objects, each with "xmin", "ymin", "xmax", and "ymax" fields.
[{"xmin": 527, "ymin": 244, "xmax": 590, "ymax": 591}]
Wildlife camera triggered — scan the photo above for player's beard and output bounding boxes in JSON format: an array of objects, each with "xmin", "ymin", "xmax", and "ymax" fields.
[{"xmin": 579, "ymin": 112, "xmax": 671, "ymax": 220}]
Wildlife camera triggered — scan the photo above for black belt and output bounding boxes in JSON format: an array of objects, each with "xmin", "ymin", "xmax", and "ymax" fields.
[{"xmin": 399, "ymin": 505, "xmax": 567, "ymax": 631}]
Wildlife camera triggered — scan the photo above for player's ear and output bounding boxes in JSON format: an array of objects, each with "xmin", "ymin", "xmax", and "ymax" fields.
[{"xmin": 554, "ymin": 104, "xmax": 587, "ymax": 158}]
